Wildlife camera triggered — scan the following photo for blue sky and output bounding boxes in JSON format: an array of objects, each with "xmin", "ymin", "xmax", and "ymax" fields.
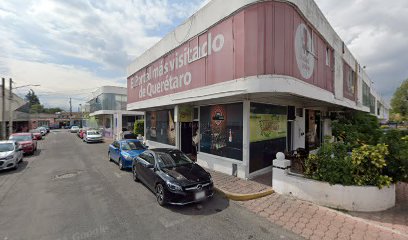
[{"xmin": 0, "ymin": 0, "xmax": 407, "ymax": 110}]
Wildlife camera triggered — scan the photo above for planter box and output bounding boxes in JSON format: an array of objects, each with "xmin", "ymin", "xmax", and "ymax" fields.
[{"xmin": 273, "ymin": 157, "xmax": 396, "ymax": 212}]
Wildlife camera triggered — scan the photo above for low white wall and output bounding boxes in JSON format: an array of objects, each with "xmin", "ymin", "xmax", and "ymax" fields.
[
  {"xmin": 272, "ymin": 154, "xmax": 395, "ymax": 212},
  {"xmin": 145, "ymin": 140, "xmax": 176, "ymax": 149},
  {"xmin": 197, "ymin": 152, "xmax": 247, "ymax": 179}
]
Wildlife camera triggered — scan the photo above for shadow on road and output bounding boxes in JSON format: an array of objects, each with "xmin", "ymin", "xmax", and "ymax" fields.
[
  {"xmin": 166, "ymin": 192, "xmax": 230, "ymax": 216},
  {"xmin": 24, "ymin": 149, "xmax": 42, "ymax": 158},
  {"xmin": 0, "ymin": 160, "xmax": 29, "ymax": 176}
]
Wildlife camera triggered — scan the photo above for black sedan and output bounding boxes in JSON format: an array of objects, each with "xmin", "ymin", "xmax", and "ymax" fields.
[{"xmin": 132, "ymin": 148, "xmax": 214, "ymax": 206}]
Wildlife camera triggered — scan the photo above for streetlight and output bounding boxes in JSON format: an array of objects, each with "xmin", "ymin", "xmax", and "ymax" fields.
[{"xmin": 6, "ymin": 80, "xmax": 40, "ymax": 137}]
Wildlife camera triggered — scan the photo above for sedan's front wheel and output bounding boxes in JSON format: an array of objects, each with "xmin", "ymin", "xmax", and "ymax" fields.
[
  {"xmin": 108, "ymin": 152, "xmax": 112, "ymax": 162},
  {"xmin": 156, "ymin": 183, "xmax": 167, "ymax": 206},
  {"xmin": 118, "ymin": 158, "xmax": 124, "ymax": 170},
  {"xmin": 132, "ymin": 166, "xmax": 139, "ymax": 182}
]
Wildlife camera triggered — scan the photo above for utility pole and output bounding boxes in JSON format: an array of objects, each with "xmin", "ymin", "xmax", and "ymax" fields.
[
  {"xmin": 1, "ymin": 78, "xmax": 6, "ymax": 139},
  {"xmin": 8, "ymin": 78, "xmax": 13, "ymax": 136},
  {"xmin": 69, "ymin": 98, "xmax": 72, "ymax": 116}
]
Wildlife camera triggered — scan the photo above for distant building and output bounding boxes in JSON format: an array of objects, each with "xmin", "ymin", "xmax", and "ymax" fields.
[{"xmin": 87, "ymin": 86, "xmax": 143, "ymax": 140}]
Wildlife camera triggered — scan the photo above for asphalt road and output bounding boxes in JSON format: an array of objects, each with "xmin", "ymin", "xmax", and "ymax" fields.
[{"xmin": 0, "ymin": 130, "xmax": 303, "ymax": 240}]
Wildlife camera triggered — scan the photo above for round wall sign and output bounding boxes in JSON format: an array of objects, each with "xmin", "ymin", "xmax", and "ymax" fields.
[{"xmin": 295, "ymin": 23, "xmax": 315, "ymax": 79}]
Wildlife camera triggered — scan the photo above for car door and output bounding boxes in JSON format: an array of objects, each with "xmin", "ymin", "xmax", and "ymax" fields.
[
  {"xmin": 110, "ymin": 141, "xmax": 119, "ymax": 162},
  {"xmin": 137, "ymin": 152, "xmax": 156, "ymax": 190}
]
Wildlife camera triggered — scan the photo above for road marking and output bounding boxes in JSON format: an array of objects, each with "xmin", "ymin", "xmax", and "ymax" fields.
[{"xmin": 114, "ymin": 172, "xmax": 122, "ymax": 178}]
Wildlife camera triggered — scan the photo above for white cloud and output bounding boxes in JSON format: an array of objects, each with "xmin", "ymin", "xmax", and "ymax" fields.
[
  {"xmin": 315, "ymin": 0, "xmax": 408, "ymax": 101},
  {"xmin": 0, "ymin": 0, "xmax": 207, "ymax": 108}
]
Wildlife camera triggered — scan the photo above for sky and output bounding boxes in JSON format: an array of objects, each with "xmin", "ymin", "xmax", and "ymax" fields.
[{"xmin": 0, "ymin": 0, "xmax": 407, "ymax": 110}]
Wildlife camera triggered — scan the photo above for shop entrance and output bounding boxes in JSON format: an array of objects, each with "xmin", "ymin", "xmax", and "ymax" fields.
[
  {"xmin": 305, "ymin": 110, "xmax": 322, "ymax": 152},
  {"xmin": 180, "ymin": 122, "xmax": 193, "ymax": 154}
]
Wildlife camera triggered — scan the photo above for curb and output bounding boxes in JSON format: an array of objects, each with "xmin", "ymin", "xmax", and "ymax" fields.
[{"xmin": 214, "ymin": 186, "xmax": 274, "ymax": 201}]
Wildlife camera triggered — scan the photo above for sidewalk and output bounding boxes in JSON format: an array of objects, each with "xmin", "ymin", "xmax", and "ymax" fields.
[{"xmin": 210, "ymin": 169, "xmax": 408, "ymax": 240}]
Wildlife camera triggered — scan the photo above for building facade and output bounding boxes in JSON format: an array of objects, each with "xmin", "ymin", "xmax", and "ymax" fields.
[
  {"xmin": 88, "ymin": 86, "xmax": 144, "ymax": 140},
  {"xmin": 126, "ymin": 0, "xmax": 389, "ymax": 179}
]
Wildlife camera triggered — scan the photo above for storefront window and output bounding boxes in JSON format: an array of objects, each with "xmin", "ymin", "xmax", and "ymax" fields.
[
  {"xmin": 200, "ymin": 103, "xmax": 243, "ymax": 161},
  {"xmin": 146, "ymin": 110, "xmax": 176, "ymax": 146},
  {"xmin": 249, "ymin": 103, "xmax": 287, "ymax": 173}
]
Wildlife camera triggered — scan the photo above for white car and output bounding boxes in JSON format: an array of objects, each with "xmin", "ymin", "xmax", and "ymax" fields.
[
  {"xmin": 83, "ymin": 130, "xmax": 103, "ymax": 143},
  {"xmin": 0, "ymin": 141, "xmax": 23, "ymax": 170},
  {"xmin": 37, "ymin": 127, "xmax": 47, "ymax": 136},
  {"xmin": 70, "ymin": 126, "xmax": 80, "ymax": 133}
]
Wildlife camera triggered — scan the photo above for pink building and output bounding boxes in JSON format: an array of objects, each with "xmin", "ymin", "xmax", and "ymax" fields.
[{"xmin": 126, "ymin": 0, "xmax": 389, "ymax": 179}]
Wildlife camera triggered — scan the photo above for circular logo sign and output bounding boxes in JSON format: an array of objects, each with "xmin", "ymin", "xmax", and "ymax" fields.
[{"xmin": 295, "ymin": 23, "xmax": 315, "ymax": 79}]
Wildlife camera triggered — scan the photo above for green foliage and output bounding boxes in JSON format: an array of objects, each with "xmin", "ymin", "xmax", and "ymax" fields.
[
  {"xmin": 332, "ymin": 112, "xmax": 382, "ymax": 149},
  {"xmin": 304, "ymin": 142, "xmax": 393, "ymax": 188},
  {"xmin": 25, "ymin": 90, "xmax": 63, "ymax": 114},
  {"xmin": 25, "ymin": 89, "xmax": 40, "ymax": 106},
  {"xmin": 133, "ymin": 120, "xmax": 144, "ymax": 136},
  {"xmin": 390, "ymin": 79, "xmax": 408, "ymax": 118},
  {"xmin": 304, "ymin": 142, "xmax": 354, "ymax": 185},
  {"xmin": 29, "ymin": 103, "xmax": 44, "ymax": 113},
  {"xmin": 351, "ymin": 144, "xmax": 391, "ymax": 188},
  {"xmin": 380, "ymin": 130, "xmax": 408, "ymax": 182}
]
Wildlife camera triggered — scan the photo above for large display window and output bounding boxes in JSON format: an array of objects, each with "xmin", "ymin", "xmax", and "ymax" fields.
[
  {"xmin": 146, "ymin": 110, "xmax": 176, "ymax": 146},
  {"xmin": 200, "ymin": 103, "xmax": 243, "ymax": 161},
  {"xmin": 249, "ymin": 103, "xmax": 287, "ymax": 173}
]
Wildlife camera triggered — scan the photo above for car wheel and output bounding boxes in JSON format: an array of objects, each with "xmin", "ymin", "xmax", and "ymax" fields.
[
  {"xmin": 13, "ymin": 162, "xmax": 18, "ymax": 170},
  {"xmin": 132, "ymin": 166, "xmax": 139, "ymax": 182},
  {"xmin": 156, "ymin": 183, "xmax": 167, "ymax": 206},
  {"xmin": 108, "ymin": 152, "xmax": 112, "ymax": 162},
  {"xmin": 118, "ymin": 158, "xmax": 124, "ymax": 170}
]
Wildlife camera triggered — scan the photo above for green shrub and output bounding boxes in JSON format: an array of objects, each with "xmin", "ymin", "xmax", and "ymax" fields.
[
  {"xmin": 351, "ymin": 144, "xmax": 392, "ymax": 188},
  {"xmin": 133, "ymin": 120, "xmax": 144, "ymax": 136},
  {"xmin": 332, "ymin": 112, "xmax": 382, "ymax": 149},
  {"xmin": 380, "ymin": 130, "xmax": 408, "ymax": 182},
  {"xmin": 304, "ymin": 142, "xmax": 354, "ymax": 185},
  {"xmin": 304, "ymin": 142, "xmax": 393, "ymax": 188}
]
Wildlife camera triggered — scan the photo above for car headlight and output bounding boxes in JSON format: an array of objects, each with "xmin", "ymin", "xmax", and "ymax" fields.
[
  {"xmin": 166, "ymin": 181, "xmax": 183, "ymax": 191},
  {"xmin": 5, "ymin": 155, "xmax": 14, "ymax": 160}
]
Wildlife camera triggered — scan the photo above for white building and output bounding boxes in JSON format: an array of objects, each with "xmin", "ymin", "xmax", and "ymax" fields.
[{"xmin": 87, "ymin": 86, "xmax": 143, "ymax": 140}]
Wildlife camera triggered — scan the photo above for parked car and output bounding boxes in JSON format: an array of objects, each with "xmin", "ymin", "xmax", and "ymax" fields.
[
  {"xmin": 29, "ymin": 129, "xmax": 43, "ymax": 140},
  {"xmin": 0, "ymin": 141, "xmax": 23, "ymax": 170},
  {"xmin": 40, "ymin": 125, "xmax": 50, "ymax": 133},
  {"xmin": 36, "ymin": 127, "xmax": 47, "ymax": 136},
  {"xmin": 108, "ymin": 139, "xmax": 147, "ymax": 170},
  {"xmin": 83, "ymin": 130, "xmax": 103, "ymax": 143},
  {"xmin": 132, "ymin": 148, "xmax": 213, "ymax": 206},
  {"xmin": 8, "ymin": 133, "xmax": 37, "ymax": 155},
  {"xmin": 70, "ymin": 126, "xmax": 80, "ymax": 133}
]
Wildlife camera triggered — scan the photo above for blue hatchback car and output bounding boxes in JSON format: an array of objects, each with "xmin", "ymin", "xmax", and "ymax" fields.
[{"xmin": 108, "ymin": 139, "xmax": 147, "ymax": 170}]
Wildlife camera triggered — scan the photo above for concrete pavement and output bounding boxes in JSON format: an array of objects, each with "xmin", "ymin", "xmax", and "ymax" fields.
[{"xmin": 0, "ymin": 130, "xmax": 302, "ymax": 240}]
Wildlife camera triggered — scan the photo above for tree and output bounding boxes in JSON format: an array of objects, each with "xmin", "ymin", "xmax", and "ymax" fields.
[
  {"xmin": 23, "ymin": 90, "xmax": 64, "ymax": 114},
  {"xmin": 390, "ymin": 79, "xmax": 408, "ymax": 120},
  {"xmin": 25, "ymin": 89, "xmax": 40, "ymax": 106}
]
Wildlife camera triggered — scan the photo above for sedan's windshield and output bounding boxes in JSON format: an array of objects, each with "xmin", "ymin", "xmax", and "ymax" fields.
[
  {"xmin": 9, "ymin": 135, "xmax": 32, "ymax": 141},
  {"xmin": 157, "ymin": 150, "xmax": 193, "ymax": 168},
  {"xmin": 0, "ymin": 143, "xmax": 14, "ymax": 152},
  {"xmin": 87, "ymin": 131, "xmax": 100, "ymax": 135},
  {"xmin": 121, "ymin": 141, "xmax": 145, "ymax": 151}
]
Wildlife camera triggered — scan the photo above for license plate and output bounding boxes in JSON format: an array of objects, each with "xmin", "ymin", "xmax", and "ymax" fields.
[{"xmin": 195, "ymin": 191, "xmax": 205, "ymax": 200}]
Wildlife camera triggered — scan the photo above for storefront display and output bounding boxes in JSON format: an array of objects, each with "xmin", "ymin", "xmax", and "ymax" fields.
[
  {"xmin": 249, "ymin": 103, "xmax": 287, "ymax": 173},
  {"xmin": 200, "ymin": 103, "xmax": 243, "ymax": 161},
  {"xmin": 146, "ymin": 110, "xmax": 176, "ymax": 146}
]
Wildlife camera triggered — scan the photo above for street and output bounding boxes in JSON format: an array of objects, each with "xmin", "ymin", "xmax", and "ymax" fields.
[{"xmin": 0, "ymin": 130, "xmax": 302, "ymax": 240}]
